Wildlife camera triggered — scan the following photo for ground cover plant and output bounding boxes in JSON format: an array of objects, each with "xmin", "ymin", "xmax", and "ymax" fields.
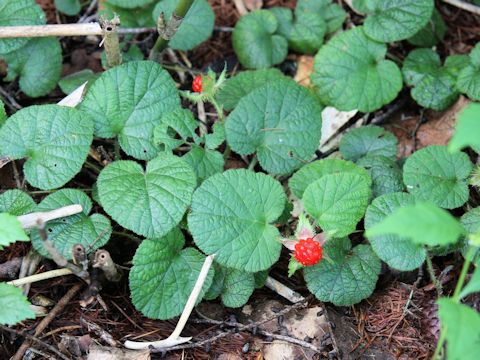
[{"xmin": 0, "ymin": 0, "xmax": 480, "ymax": 358}]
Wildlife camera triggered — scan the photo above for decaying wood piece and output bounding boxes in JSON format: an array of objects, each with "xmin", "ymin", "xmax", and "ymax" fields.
[
  {"xmin": 87, "ymin": 345, "xmax": 150, "ymax": 360},
  {"xmin": 265, "ymin": 276, "xmax": 305, "ymax": 303}
]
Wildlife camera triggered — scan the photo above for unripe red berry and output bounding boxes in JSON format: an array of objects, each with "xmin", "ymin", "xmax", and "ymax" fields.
[
  {"xmin": 192, "ymin": 75, "xmax": 203, "ymax": 93},
  {"xmin": 294, "ymin": 238, "xmax": 322, "ymax": 266}
]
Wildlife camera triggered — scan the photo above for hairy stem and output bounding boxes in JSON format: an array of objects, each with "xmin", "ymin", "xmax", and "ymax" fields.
[
  {"xmin": 149, "ymin": 0, "xmax": 195, "ymax": 60},
  {"xmin": 426, "ymin": 254, "xmax": 442, "ymax": 296},
  {"xmin": 100, "ymin": 16, "xmax": 122, "ymax": 69}
]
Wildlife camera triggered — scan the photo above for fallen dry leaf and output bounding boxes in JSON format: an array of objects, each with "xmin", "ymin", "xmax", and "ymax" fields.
[
  {"xmin": 244, "ymin": 0, "xmax": 263, "ymax": 10},
  {"xmin": 386, "ymin": 96, "xmax": 470, "ymax": 158},
  {"xmin": 320, "ymin": 106, "xmax": 358, "ymax": 151},
  {"xmin": 294, "ymin": 55, "xmax": 314, "ymax": 87}
]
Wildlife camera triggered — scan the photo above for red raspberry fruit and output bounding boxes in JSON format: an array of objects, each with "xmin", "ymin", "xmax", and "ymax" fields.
[
  {"xmin": 192, "ymin": 75, "xmax": 203, "ymax": 93},
  {"xmin": 294, "ymin": 238, "xmax": 322, "ymax": 266}
]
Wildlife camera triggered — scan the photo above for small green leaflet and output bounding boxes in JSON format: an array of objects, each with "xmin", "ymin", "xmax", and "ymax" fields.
[
  {"xmin": 153, "ymin": 109, "xmax": 200, "ymax": 151},
  {"xmin": 0, "ymin": 283, "xmax": 35, "ymax": 325},
  {"xmin": 363, "ymin": 0, "xmax": 434, "ymax": 42},
  {"xmin": 232, "ymin": 10, "xmax": 288, "ymax": 69},
  {"xmin": 129, "ymin": 228, "xmax": 214, "ymax": 320},
  {"xmin": 2, "ymin": 38, "xmax": 62, "ymax": 98},
  {"xmin": 304, "ymin": 237, "xmax": 381, "ymax": 306},
  {"xmin": 0, "ymin": 0, "xmax": 45, "ymax": 54},
  {"xmin": 457, "ymin": 43, "xmax": 480, "ymax": 101},
  {"xmin": 366, "ymin": 202, "xmax": 465, "ymax": 246},
  {"xmin": 183, "ymin": 145, "xmax": 224, "ymax": 182},
  {"xmin": 105, "ymin": 0, "xmax": 155, "ymax": 9},
  {"xmin": 152, "ymin": 0, "xmax": 214, "ymax": 51},
  {"xmin": 0, "ymin": 190, "xmax": 36, "ymax": 216},
  {"xmin": 364, "ymin": 192, "xmax": 426, "ymax": 271},
  {"xmin": 225, "ymin": 80, "xmax": 323, "ymax": 175},
  {"xmin": 79, "ymin": 61, "xmax": 181, "ymax": 160},
  {"xmin": 407, "ymin": 9, "xmax": 446, "ymax": 47},
  {"xmin": 311, "ymin": 27, "xmax": 402, "ymax": 113},
  {"xmin": 303, "ymin": 172, "xmax": 372, "ymax": 237},
  {"xmin": 295, "ymin": 0, "xmax": 347, "ymax": 34},
  {"xmin": 0, "ymin": 105, "xmax": 94, "ymax": 190},
  {"xmin": 339, "ymin": 125, "xmax": 398, "ymax": 162},
  {"xmin": 269, "ymin": 7, "xmax": 326, "ymax": 55},
  {"xmin": 188, "ymin": 169, "xmax": 286, "ymax": 272},
  {"xmin": 403, "ymin": 145, "xmax": 472, "ymax": 209},
  {"xmin": 98, "ymin": 154, "xmax": 196, "ymax": 238},
  {"xmin": 449, "ymin": 103, "xmax": 480, "ymax": 152},
  {"xmin": 204, "ymin": 263, "xmax": 255, "ymax": 308},
  {"xmin": 289, "ymin": 158, "xmax": 370, "ymax": 199},
  {"xmin": 437, "ymin": 299, "xmax": 480, "ymax": 360},
  {"xmin": 402, "ymin": 49, "xmax": 458, "ymax": 111},
  {"xmin": 0, "ymin": 213, "xmax": 29, "ymax": 247},
  {"xmin": 58, "ymin": 70, "xmax": 97, "ymax": 95},
  {"xmin": 460, "ymin": 267, "xmax": 480, "ymax": 299},
  {"xmin": 357, "ymin": 156, "xmax": 404, "ymax": 198},
  {"xmin": 461, "ymin": 207, "xmax": 480, "ymax": 235},
  {"xmin": 30, "ymin": 189, "xmax": 112, "ymax": 260},
  {"xmin": 216, "ymin": 68, "xmax": 286, "ymax": 111}
]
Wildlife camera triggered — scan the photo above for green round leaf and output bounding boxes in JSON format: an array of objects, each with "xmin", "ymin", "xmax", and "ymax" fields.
[
  {"xmin": 365, "ymin": 192, "xmax": 426, "ymax": 271},
  {"xmin": 0, "ymin": 0, "xmax": 45, "ymax": 54},
  {"xmin": 79, "ymin": 61, "xmax": 181, "ymax": 160},
  {"xmin": 445, "ymin": 55, "xmax": 471, "ymax": 78},
  {"xmin": 183, "ymin": 145, "xmax": 224, "ymax": 182},
  {"xmin": 129, "ymin": 228, "xmax": 214, "ymax": 320},
  {"xmin": 289, "ymin": 159, "xmax": 370, "ymax": 199},
  {"xmin": 403, "ymin": 145, "xmax": 472, "ymax": 209},
  {"xmin": 303, "ymin": 172, "xmax": 372, "ymax": 237},
  {"xmin": 153, "ymin": 109, "xmax": 199, "ymax": 152},
  {"xmin": 97, "ymin": 154, "xmax": 196, "ymax": 238},
  {"xmin": 30, "ymin": 189, "xmax": 112, "ymax": 259},
  {"xmin": 59, "ymin": 70, "xmax": 97, "ymax": 95},
  {"xmin": 0, "ymin": 105, "xmax": 94, "ymax": 190},
  {"xmin": 339, "ymin": 125, "xmax": 398, "ymax": 162},
  {"xmin": 225, "ymin": 81, "xmax": 323, "ymax": 175},
  {"xmin": 0, "ymin": 283, "xmax": 35, "ymax": 325},
  {"xmin": 311, "ymin": 27, "xmax": 402, "ymax": 112},
  {"xmin": 232, "ymin": 10, "xmax": 288, "ymax": 69},
  {"xmin": 363, "ymin": 0, "xmax": 434, "ymax": 42},
  {"xmin": 152, "ymin": 0, "xmax": 214, "ymax": 51},
  {"xmin": 188, "ymin": 169, "xmax": 286, "ymax": 272},
  {"xmin": 461, "ymin": 207, "xmax": 480, "ymax": 235},
  {"xmin": 407, "ymin": 9, "xmax": 446, "ymax": 47},
  {"xmin": 216, "ymin": 68, "xmax": 286, "ymax": 111},
  {"xmin": 106, "ymin": 0, "xmax": 155, "ymax": 9},
  {"xmin": 54, "ymin": 0, "xmax": 81, "ymax": 16},
  {"xmin": 3, "ymin": 38, "xmax": 62, "ymax": 98},
  {"xmin": 0, "ymin": 213, "xmax": 29, "ymax": 247},
  {"xmin": 295, "ymin": 0, "xmax": 346, "ymax": 34},
  {"xmin": 0, "ymin": 190, "xmax": 36, "ymax": 216},
  {"xmin": 457, "ymin": 44, "xmax": 480, "ymax": 101},
  {"xmin": 304, "ymin": 238, "xmax": 381, "ymax": 306},
  {"xmin": 357, "ymin": 156, "xmax": 404, "ymax": 198}
]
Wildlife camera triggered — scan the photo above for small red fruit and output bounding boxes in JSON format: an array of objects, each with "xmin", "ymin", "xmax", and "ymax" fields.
[
  {"xmin": 192, "ymin": 75, "xmax": 203, "ymax": 93},
  {"xmin": 294, "ymin": 238, "xmax": 322, "ymax": 266}
]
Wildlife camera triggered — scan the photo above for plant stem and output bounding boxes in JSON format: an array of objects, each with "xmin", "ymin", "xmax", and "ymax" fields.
[
  {"xmin": 84, "ymin": 161, "xmax": 101, "ymax": 174},
  {"xmin": 426, "ymin": 254, "xmax": 442, "ymax": 296},
  {"xmin": 432, "ymin": 246, "xmax": 477, "ymax": 359},
  {"xmin": 149, "ymin": 0, "xmax": 195, "ymax": 60},
  {"xmin": 248, "ymin": 156, "xmax": 258, "ymax": 171},
  {"xmin": 114, "ymin": 140, "xmax": 121, "ymax": 160},
  {"xmin": 210, "ymin": 97, "xmax": 225, "ymax": 122},
  {"xmin": 223, "ymin": 144, "xmax": 231, "ymax": 160},
  {"xmin": 100, "ymin": 16, "xmax": 122, "ymax": 69}
]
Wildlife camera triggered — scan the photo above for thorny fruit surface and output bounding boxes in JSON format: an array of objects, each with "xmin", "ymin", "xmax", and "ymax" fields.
[{"xmin": 294, "ymin": 237, "xmax": 323, "ymax": 266}]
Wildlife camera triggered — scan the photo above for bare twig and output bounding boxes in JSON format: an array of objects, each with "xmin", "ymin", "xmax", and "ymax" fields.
[
  {"xmin": 0, "ymin": 86, "xmax": 22, "ymax": 110},
  {"xmin": 441, "ymin": 0, "xmax": 480, "ymax": 15},
  {"xmin": 78, "ymin": 0, "xmax": 98, "ymax": 23},
  {"xmin": 124, "ymin": 254, "xmax": 216, "ymax": 350},
  {"xmin": 265, "ymin": 276, "xmax": 305, "ymax": 303},
  {"xmin": 18, "ymin": 205, "xmax": 83, "ymax": 229},
  {"xmin": 233, "ymin": 0, "xmax": 248, "ymax": 15},
  {"xmin": 0, "ymin": 325, "xmax": 70, "ymax": 360},
  {"xmin": 12, "ymin": 283, "xmax": 83, "ymax": 360},
  {"xmin": 7, "ymin": 268, "xmax": 73, "ymax": 287},
  {"xmin": 0, "ymin": 24, "xmax": 156, "ymax": 38},
  {"xmin": 80, "ymin": 317, "xmax": 118, "ymax": 347}
]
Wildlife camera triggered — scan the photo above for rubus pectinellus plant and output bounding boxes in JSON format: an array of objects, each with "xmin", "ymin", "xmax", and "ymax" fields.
[{"xmin": 1, "ymin": 0, "xmax": 480, "ymax": 357}]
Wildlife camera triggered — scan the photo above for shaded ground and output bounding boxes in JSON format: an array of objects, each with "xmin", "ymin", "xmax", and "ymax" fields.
[{"xmin": 1, "ymin": 1, "xmax": 480, "ymax": 359}]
